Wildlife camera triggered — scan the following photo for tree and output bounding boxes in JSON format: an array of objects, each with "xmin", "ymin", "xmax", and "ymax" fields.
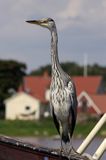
[
  {"xmin": 30, "ymin": 61, "xmax": 106, "ymax": 80},
  {"xmin": 31, "ymin": 64, "xmax": 51, "ymax": 76},
  {"xmin": 30, "ymin": 62, "xmax": 106, "ymax": 89},
  {"xmin": 0, "ymin": 59, "xmax": 27, "ymax": 117}
]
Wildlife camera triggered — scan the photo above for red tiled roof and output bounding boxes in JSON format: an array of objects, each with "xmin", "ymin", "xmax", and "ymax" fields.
[
  {"xmin": 19, "ymin": 75, "xmax": 102, "ymax": 103},
  {"xmin": 19, "ymin": 76, "xmax": 51, "ymax": 103},
  {"xmin": 90, "ymin": 94, "xmax": 106, "ymax": 113},
  {"xmin": 72, "ymin": 76, "xmax": 102, "ymax": 95}
]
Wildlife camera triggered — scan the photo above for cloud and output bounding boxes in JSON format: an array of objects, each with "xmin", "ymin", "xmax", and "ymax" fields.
[
  {"xmin": 58, "ymin": 0, "xmax": 83, "ymax": 19},
  {"xmin": 57, "ymin": 0, "xmax": 106, "ymax": 31},
  {"xmin": 0, "ymin": 0, "xmax": 106, "ymax": 72}
]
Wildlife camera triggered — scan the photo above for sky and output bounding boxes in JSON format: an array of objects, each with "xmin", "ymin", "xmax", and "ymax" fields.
[{"xmin": 0, "ymin": 0, "xmax": 106, "ymax": 72}]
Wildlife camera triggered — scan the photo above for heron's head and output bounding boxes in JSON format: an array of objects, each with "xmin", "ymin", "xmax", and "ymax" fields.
[{"xmin": 26, "ymin": 18, "xmax": 55, "ymax": 31}]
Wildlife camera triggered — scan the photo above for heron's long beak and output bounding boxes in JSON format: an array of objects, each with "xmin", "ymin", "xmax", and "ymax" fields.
[
  {"xmin": 26, "ymin": 19, "xmax": 48, "ymax": 28},
  {"xmin": 26, "ymin": 20, "xmax": 41, "ymax": 25}
]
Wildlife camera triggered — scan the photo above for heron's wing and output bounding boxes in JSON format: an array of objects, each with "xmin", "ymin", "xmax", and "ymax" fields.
[
  {"xmin": 68, "ymin": 82, "xmax": 78, "ymax": 137},
  {"xmin": 51, "ymin": 104, "xmax": 60, "ymax": 135},
  {"xmin": 69, "ymin": 102, "xmax": 77, "ymax": 137}
]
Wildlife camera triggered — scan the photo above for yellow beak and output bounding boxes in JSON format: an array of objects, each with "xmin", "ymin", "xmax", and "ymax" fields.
[
  {"xmin": 26, "ymin": 19, "xmax": 48, "ymax": 28},
  {"xmin": 26, "ymin": 20, "xmax": 41, "ymax": 25}
]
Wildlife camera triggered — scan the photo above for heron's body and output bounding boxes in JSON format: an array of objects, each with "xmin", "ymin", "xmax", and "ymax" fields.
[
  {"xmin": 49, "ymin": 22, "xmax": 77, "ymax": 143},
  {"xmin": 26, "ymin": 18, "xmax": 77, "ymax": 147},
  {"xmin": 50, "ymin": 71, "xmax": 77, "ymax": 143}
]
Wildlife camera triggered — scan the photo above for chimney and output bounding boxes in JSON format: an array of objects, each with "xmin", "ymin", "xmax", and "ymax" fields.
[
  {"xmin": 23, "ymin": 77, "xmax": 30, "ymax": 93},
  {"xmin": 83, "ymin": 54, "xmax": 88, "ymax": 77},
  {"xmin": 43, "ymin": 71, "xmax": 49, "ymax": 78}
]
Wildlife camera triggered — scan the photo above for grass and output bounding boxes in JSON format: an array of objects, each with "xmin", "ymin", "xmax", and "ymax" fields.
[
  {"xmin": 0, "ymin": 118, "xmax": 106, "ymax": 137},
  {"xmin": 0, "ymin": 118, "xmax": 57, "ymax": 137}
]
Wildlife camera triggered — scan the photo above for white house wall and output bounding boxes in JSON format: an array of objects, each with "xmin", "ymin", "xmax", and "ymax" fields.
[{"xmin": 5, "ymin": 93, "xmax": 40, "ymax": 120}]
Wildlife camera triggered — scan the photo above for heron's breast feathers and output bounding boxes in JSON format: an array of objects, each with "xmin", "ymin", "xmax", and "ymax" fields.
[{"xmin": 50, "ymin": 80, "xmax": 76, "ymax": 119}]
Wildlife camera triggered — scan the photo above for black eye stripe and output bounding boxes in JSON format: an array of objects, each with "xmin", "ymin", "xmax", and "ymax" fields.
[
  {"xmin": 48, "ymin": 18, "xmax": 54, "ymax": 22},
  {"xmin": 50, "ymin": 19, "xmax": 54, "ymax": 22},
  {"xmin": 42, "ymin": 18, "xmax": 54, "ymax": 23}
]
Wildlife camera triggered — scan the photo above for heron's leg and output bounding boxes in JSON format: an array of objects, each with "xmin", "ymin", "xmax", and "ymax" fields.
[
  {"xmin": 59, "ymin": 123, "xmax": 63, "ymax": 154},
  {"xmin": 68, "ymin": 135, "xmax": 79, "ymax": 157},
  {"xmin": 68, "ymin": 135, "xmax": 75, "ymax": 154}
]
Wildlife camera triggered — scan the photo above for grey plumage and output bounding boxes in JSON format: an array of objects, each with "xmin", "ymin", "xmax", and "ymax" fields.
[{"xmin": 26, "ymin": 18, "xmax": 78, "ymax": 145}]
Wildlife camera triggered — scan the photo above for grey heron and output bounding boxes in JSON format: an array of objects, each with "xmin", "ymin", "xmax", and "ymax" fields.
[{"xmin": 26, "ymin": 18, "xmax": 78, "ymax": 155}]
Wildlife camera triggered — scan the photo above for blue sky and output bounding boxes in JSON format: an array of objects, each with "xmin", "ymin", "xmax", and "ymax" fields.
[{"xmin": 0, "ymin": 0, "xmax": 106, "ymax": 72}]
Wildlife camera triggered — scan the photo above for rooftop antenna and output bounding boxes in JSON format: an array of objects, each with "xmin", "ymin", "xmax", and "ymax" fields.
[{"xmin": 83, "ymin": 53, "xmax": 88, "ymax": 77}]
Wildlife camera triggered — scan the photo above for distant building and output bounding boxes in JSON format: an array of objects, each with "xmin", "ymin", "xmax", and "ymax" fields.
[
  {"xmin": 78, "ymin": 91, "xmax": 106, "ymax": 116},
  {"xmin": 72, "ymin": 76, "xmax": 105, "ymax": 95},
  {"xmin": 5, "ymin": 92, "xmax": 40, "ymax": 120},
  {"xmin": 75, "ymin": 76, "xmax": 106, "ymax": 119},
  {"xmin": 4, "ymin": 75, "xmax": 106, "ymax": 120},
  {"xmin": 19, "ymin": 73, "xmax": 51, "ymax": 103}
]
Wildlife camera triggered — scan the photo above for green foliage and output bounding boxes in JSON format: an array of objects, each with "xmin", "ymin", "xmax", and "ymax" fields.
[
  {"xmin": 30, "ymin": 61, "xmax": 106, "ymax": 92},
  {"xmin": 30, "ymin": 61, "xmax": 106, "ymax": 79},
  {"xmin": 0, "ymin": 59, "xmax": 26, "ymax": 109},
  {"xmin": 61, "ymin": 62, "xmax": 83, "ymax": 75},
  {"xmin": 31, "ymin": 64, "xmax": 51, "ymax": 76},
  {"xmin": 0, "ymin": 118, "xmax": 57, "ymax": 136},
  {"xmin": 88, "ymin": 63, "xmax": 106, "ymax": 80},
  {"xmin": 0, "ymin": 118, "xmax": 105, "ymax": 137}
]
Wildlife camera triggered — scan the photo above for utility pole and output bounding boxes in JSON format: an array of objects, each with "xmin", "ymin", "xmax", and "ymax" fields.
[{"xmin": 83, "ymin": 54, "xmax": 88, "ymax": 77}]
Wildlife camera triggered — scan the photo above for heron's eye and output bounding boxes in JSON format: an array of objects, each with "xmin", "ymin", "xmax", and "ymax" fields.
[
  {"xmin": 50, "ymin": 19, "xmax": 54, "ymax": 22},
  {"xmin": 48, "ymin": 18, "xmax": 54, "ymax": 22}
]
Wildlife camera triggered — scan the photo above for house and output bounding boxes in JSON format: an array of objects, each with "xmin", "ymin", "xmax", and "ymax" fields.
[
  {"xmin": 4, "ymin": 92, "xmax": 40, "ymax": 120},
  {"xmin": 4, "ymin": 73, "xmax": 51, "ymax": 120},
  {"xmin": 19, "ymin": 75, "xmax": 106, "ymax": 115},
  {"xmin": 78, "ymin": 91, "xmax": 106, "ymax": 116},
  {"xmin": 19, "ymin": 74, "xmax": 51, "ymax": 103},
  {"xmin": 72, "ymin": 76, "xmax": 104, "ymax": 95},
  {"xmin": 75, "ymin": 76, "xmax": 106, "ymax": 117},
  {"xmin": 19, "ymin": 75, "xmax": 104, "ymax": 100},
  {"xmin": 4, "ymin": 75, "xmax": 106, "ymax": 120}
]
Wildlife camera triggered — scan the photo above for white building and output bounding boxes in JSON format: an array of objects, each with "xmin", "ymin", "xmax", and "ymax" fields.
[{"xmin": 4, "ymin": 92, "xmax": 40, "ymax": 120}]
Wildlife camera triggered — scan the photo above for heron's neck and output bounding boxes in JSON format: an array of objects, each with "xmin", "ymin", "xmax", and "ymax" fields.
[{"xmin": 51, "ymin": 28, "xmax": 61, "ymax": 75}]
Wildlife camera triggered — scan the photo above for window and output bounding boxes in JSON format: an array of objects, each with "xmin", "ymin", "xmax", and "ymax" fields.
[
  {"xmin": 25, "ymin": 106, "xmax": 31, "ymax": 110},
  {"xmin": 81, "ymin": 100, "xmax": 87, "ymax": 112}
]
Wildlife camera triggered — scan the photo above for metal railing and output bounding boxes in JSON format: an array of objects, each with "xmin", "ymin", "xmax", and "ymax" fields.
[{"xmin": 77, "ymin": 113, "xmax": 106, "ymax": 160}]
